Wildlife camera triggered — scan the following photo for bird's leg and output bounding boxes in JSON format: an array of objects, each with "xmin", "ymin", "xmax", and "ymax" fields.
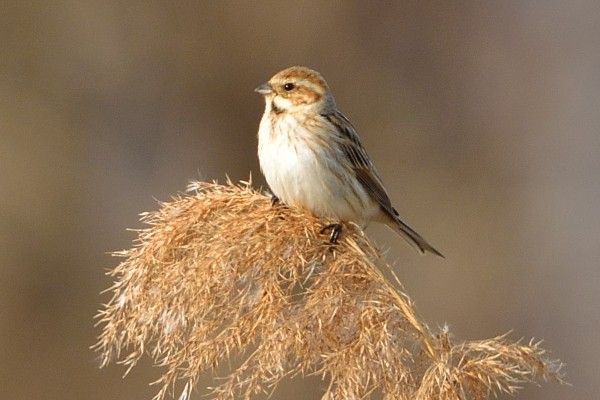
[
  {"xmin": 270, "ymin": 193, "xmax": 280, "ymax": 206},
  {"xmin": 320, "ymin": 223, "xmax": 343, "ymax": 244}
]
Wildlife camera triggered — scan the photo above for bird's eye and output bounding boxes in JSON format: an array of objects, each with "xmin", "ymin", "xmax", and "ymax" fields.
[{"xmin": 283, "ymin": 83, "xmax": 295, "ymax": 91}]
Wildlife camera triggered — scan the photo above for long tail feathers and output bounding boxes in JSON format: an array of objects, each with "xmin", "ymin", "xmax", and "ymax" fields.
[{"xmin": 388, "ymin": 215, "xmax": 444, "ymax": 258}]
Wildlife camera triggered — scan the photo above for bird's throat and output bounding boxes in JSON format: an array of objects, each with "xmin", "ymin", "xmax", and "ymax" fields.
[{"xmin": 270, "ymin": 101, "xmax": 284, "ymax": 115}]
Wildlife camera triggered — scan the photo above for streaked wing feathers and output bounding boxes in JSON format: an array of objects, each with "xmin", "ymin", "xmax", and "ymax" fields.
[
  {"xmin": 321, "ymin": 111, "xmax": 443, "ymax": 257},
  {"xmin": 323, "ymin": 112, "xmax": 396, "ymax": 217}
]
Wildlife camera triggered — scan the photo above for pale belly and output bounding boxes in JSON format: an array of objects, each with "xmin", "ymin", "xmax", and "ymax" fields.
[{"xmin": 258, "ymin": 115, "xmax": 379, "ymax": 225}]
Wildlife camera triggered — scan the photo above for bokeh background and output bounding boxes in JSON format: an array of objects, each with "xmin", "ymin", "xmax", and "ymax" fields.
[{"xmin": 1, "ymin": 1, "xmax": 598, "ymax": 399}]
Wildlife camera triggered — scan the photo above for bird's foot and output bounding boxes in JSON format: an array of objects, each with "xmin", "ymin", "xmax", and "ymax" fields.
[
  {"xmin": 320, "ymin": 223, "xmax": 343, "ymax": 244},
  {"xmin": 270, "ymin": 194, "xmax": 280, "ymax": 206}
]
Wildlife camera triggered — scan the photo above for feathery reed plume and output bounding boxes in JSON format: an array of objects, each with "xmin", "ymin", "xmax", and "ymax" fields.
[{"xmin": 94, "ymin": 180, "xmax": 563, "ymax": 400}]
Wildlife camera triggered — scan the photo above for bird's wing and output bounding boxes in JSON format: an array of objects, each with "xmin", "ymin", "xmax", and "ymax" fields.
[
  {"xmin": 322, "ymin": 111, "xmax": 444, "ymax": 257},
  {"xmin": 323, "ymin": 111, "xmax": 396, "ymax": 217}
]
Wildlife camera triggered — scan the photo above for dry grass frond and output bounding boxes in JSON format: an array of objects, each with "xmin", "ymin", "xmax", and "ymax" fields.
[{"xmin": 94, "ymin": 180, "xmax": 563, "ymax": 400}]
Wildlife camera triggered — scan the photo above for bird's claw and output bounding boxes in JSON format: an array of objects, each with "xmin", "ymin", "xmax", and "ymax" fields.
[
  {"xmin": 320, "ymin": 223, "xmax": 343, "ymax": 244},
  {"xmin": 270, "ymin": 194, "xmax": 280, "ymax": 206}
]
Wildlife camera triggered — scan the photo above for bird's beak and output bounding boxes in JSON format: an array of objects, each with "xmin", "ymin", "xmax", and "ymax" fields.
[{"xmin": 254, "ymin": 82, "xmax": 273, "ymax": 95}]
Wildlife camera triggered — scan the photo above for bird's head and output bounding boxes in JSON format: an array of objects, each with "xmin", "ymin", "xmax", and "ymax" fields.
[{"xmin": 255, "ymin": 66, "xmax": 336, "ymax": 114}]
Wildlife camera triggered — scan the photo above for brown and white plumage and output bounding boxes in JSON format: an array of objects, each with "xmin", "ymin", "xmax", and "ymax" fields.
[{"xmin": 255, "ymin": 66, "xmax": 442, "ymax": 256}]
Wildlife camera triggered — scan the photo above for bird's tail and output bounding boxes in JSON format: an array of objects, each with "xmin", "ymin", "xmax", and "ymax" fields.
[{"xmin": 387, "ymin": 211, "xmax": 444, "ymax": 257}]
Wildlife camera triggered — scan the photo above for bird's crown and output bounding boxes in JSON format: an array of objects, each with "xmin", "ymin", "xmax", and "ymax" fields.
[{"xmin": 256, "ymin": 66, "xmax": 335, "ymax": 112}]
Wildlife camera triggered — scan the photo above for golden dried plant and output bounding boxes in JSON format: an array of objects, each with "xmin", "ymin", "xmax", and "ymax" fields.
[{"xmin": 94, "ymin": 180, "xmax": 563, "ymax": 400}]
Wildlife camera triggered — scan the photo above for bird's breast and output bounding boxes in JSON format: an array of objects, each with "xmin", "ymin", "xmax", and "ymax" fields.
[{"xmin": 257, "ymin": 112, "xmax": 378, "ymax": 224}]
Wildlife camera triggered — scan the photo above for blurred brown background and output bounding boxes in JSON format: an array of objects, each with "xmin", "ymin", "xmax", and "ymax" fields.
[{"xmin": 1, "ymin": 1, "xmax": 598, "ymax": 399}]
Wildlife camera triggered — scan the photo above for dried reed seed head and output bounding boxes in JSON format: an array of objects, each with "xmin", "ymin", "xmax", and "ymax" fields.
[{"xmin": 94, "ymin": 180, "xmax": 563, "ymax": 400}]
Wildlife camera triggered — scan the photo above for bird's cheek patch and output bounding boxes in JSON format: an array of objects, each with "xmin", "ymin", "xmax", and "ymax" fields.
[{"xmin": 293, "ymin": 88, "xmax": 322, "ymax": 105}]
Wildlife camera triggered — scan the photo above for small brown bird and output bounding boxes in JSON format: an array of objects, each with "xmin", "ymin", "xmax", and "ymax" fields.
[{"xmin": 255, "ymin": 66, "xmax": 442, "ymax": 256}]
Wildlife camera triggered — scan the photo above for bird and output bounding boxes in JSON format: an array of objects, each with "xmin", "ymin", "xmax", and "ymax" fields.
[{"xmin": 255, "ymin": 66, "xmax": 443, "ymax": 257}]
